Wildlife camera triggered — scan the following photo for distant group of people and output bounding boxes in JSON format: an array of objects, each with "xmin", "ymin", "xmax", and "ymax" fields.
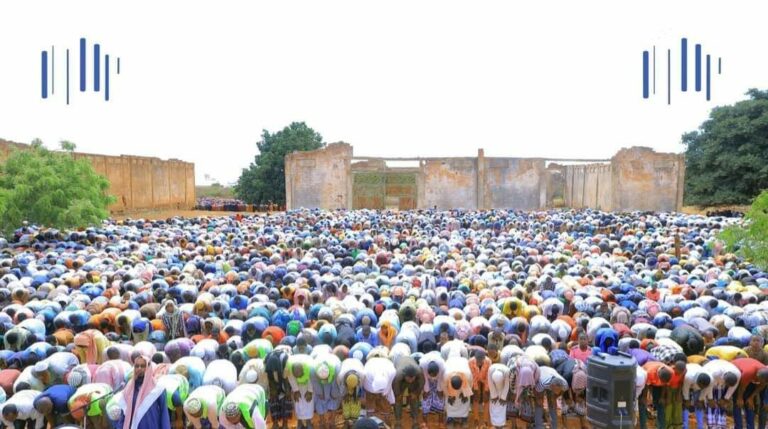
[
  {"xmin": 195, "ymin": 199, "xmax": 282, "ymax": 213},
  {"xmin": 0, "ymin": 208, "xmax": 765, "ymax": 429}
]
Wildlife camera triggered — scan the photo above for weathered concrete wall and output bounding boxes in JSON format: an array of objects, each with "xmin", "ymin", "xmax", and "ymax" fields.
[
  {"xmin": 422, "ymin": 158, "xmax": 478, "ymax": 210},
  {"xmin": 490, "ymin": 158, "xmax": 546, "ymax": 209},
  {"xmin": 0, "ymin": 139, "xmax": 196, "ymax": 212},
  {"xmin": 285, "ymin": 144, "xmax": 685, "ymax": 212},
  {"xmin": 611, "ymin": 147, "xmax": 685, "ymax": 212},
  {"xmin": 285, "ymin": 142, "xmax": 352, "ymax": 210},
  {"xmin": 597, "ymin": 165, "xmax": 613, "ymax": 210},
  {"xmin": 564, "ymin": 164, "xmax": 613, "ymax": 210},
  {"xmin": 485, "ymin": 158, "xmax": 547, "ymax": 210}
]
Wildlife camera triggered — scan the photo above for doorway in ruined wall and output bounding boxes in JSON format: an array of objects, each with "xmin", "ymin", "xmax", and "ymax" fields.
[{"xmin": 352, "ymin": 171, "xmax": 417, "ymax": 210}]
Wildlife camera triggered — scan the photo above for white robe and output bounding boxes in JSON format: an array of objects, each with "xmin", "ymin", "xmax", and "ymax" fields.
[
  {"xmin": 488, "ymin": 365, "xmax": 510, "ymax": 427},
  {"xmin": 203, "ymin": 359, "xmax": 238, "ymax": 394},
  {"xmin": 443, "ymin": 357, "xmax": 472, "ymax": 419},
  {"xmin": 287, "ymin": 355, "xmax": 315, "ymax": 420}
]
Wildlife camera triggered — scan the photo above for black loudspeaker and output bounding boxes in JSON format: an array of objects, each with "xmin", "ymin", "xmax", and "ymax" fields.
[{"xmin": 587, "ymin": 352, "xmax": 636, "ymax": 428}]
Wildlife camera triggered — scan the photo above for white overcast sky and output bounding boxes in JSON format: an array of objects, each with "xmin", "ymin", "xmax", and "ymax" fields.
[{"xmin": 1, "ymin": 1, "xmax": 767, "ymax": 185}]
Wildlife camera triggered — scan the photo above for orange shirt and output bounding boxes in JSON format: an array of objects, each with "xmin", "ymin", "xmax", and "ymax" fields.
[
  {"xmin": 669, "ymin": 368, "xmax": 685, "ymax": 389},
  {"xmin": 643, "ymin": 361, "xmax": 671, "ymax": 387},
  {"xmin": 469, "ymin": 357, "xmax": 491, "ymax": 391}
]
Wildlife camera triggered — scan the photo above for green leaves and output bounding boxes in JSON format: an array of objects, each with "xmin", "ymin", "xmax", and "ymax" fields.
[
  {"xmin": 235, "ymin": 122, "xmax": 325, "ymax": 205},
  {"xmin": 720, "ymin": 190, "xmax": 768, "ymax": 270},
  {"xmin": 684, "ymin": 89, "xmax": 768, "ymax": 206},
  {"xmin": 0, "ymin": 143, "xmax": 115, "ymax": 237}
]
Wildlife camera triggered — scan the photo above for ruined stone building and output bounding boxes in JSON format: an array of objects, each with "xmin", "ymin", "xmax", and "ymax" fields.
[{"xmin": 284, "ymin": 143, "xmax": 685, "ymax": 212}]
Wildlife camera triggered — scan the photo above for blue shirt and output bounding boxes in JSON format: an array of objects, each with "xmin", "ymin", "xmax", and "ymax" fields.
[{"xmin": 36, "ymin": 384, "xmax": 76, "ymax": 413}]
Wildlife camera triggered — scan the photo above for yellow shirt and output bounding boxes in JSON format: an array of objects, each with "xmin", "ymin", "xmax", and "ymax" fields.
[{"xmin": 705, "ymin": 346, "xmax": 748, "ymax": 361}]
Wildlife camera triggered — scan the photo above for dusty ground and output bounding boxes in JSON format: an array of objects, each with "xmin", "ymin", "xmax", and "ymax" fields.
[
  {"xmin": 266, "ymin": 408, "xmax": 674, "ymax": 429},
  {"xmin": 680, "ymin": 205, "xmax": 750, "ymax": 215}
]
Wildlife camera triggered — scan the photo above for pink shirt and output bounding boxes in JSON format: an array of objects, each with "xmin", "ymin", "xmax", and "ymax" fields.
[{"xmin": 570, "ymin": 346, "xmax": 592, "ymax": 363}]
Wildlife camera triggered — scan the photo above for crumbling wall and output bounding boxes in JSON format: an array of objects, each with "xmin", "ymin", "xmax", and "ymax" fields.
[
  {"xmin": 485, "ymin": 158, "xmax": 546, "ymax": 210},
  {"xmin": 283, "ymin": 143, "xmax": 685, "ymax": 212},
  {"xmin": 285, "ymin": 142, "xmax": 352, "ymax": 210},
  {"xmin": 422, "ymin": 158, "xmax": 478, "ymax": 209},
  {"xmin": 564, "ymin": 164, "xmax": 613, "ymax": 210},
  {"xmin": 611, "ymin": 147, "xmax": 685, "ymax": 212},
  {"xmin": 0, "ymin": 139, "xmax": 196, "ymax": 212}
]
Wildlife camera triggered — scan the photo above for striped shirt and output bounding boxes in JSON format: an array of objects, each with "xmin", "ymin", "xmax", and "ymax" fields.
[{"xmin": 535, "ymin": 366, "xmax": 567, "ymax": 392}]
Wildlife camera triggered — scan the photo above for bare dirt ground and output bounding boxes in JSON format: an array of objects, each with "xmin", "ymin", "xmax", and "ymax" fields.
[{"xmin": 680, "ymin": 205, "xmax": 750, "ymax": 215}]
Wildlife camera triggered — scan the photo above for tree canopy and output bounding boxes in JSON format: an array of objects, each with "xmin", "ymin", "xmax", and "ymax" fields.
[
  {"xmin": 235, "ymin": 122, "xmax": 325, "ymax": 205},
  {"xmin": 683, "ymin": 88, "xmax": 768, "ymax": 206},
  {"xmin": 0, "ymin": 141, "xmax": 115, "ymax": 236}
]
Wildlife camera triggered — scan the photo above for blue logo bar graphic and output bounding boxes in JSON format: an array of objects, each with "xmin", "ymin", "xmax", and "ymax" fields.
[
  {"xmin": 643, "ymin": 51, "xmax": 649, "ymax": 99},
  {"xmin": 79, "ymin": 38, "xmax": 86, "ymax": 92},
  {"xmin": 40, "ymin": 37, "xmax": 120, "ymax": 103},
  {"xmin": 695, "ymin": 44, "xmax": 702, "ymax": 92},
  {"xmin": 642, "ymin": 37, "xmax": 721, "ymax": 104},
  {"xmin": 681, "ymin": 38, "xmax": 687, "ymax": 92},
  {"xmin": 94, "ymin": 44, "xmax": 100, "ymax": 92},
  {"xmin": 41, "ymin": 51, "xmax": 48, "ymax": 99},
  {"xmin": 105, "ymin": 54, "xmax": 110, "ymax": 101}
]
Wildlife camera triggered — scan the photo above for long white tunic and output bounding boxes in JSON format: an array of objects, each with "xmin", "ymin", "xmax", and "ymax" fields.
[
  {"xmin": 488, "ymin": 364, "xmax": 511, "ymax": 427},
  {"xmin": 444, "ymin": 357, "xmax": 472, "ymax": 419},
  {"xmin": 203, "ymin": 359, "xmax": 238, "ymax": 394},
  {"xmin": 287, "ymin": 355, "xmax": 315, "ymax": 420}
]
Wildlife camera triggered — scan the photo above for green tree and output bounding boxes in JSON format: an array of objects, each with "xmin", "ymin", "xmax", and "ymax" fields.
[
  {"xmin": 0, "ymin": 142, "xmax": 115, "ymax": 236},
  {"xmin": 235, "ymin": 122, "xmax": 324, "ymax": 205},
  {"xmin": 683, "ymin": 88, "xmax": 768, "ymax": 206},
  {"xmin": 60, "ymin": 140, "xmax": 77, "ymax": 152},
  {"xmin": 720, "ymin": 190, "xmax": 768, "ymax": 270}
]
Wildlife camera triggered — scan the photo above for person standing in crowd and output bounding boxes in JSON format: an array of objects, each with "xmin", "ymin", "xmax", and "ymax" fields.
[
  {"xmin": 487, "ymin": 363, "xmax": 510, "ymax": 429},
  {"xmin": 569, "ymin": 333, "xmax": 592, "ymax": 364},
  {"xmin": 363, "ymin": 356, "xmax": 396, "ymax": 426},
  {"xmin": 339, "ymin": 358, "xmax": 365, "ymax": 429},
  {"xmin": 635, "ymin": 365, "xmax": 648, "ymax": 429},
  {"xmin": 666, "ymin": 359, "xmax": 688, "ymax": 429},
  {"xmin": 392, "ymin": 355, "xmax": 424, "ymax": 429},
  {"xmin": 157, "ymin": 373, "xmax": 191, "ymax": 429},
  {"xmin": 161, "ymin": 300, "xmax": 186, "ymax": 340},
  {"xmin": 312, "ymin": 353, "xmax": 342, "ymax": 429},
  {"xmin": 469, "ymin": 349, "xmax": 491, "ymax": 428},
  {"xmin": 32, "ymin": 383, "xmax": 76, "ymax": 428},
  {"xmin": 444, "ymin": 356, "xmax": 472, "ymax": 429},
  {"xmin": 203, "ymin": 359, "xmax": 238, "ymax": 395},
  {"xmin": 265, "ymin": 350, "xmax": 292, "ymax": 429},
  {"xmin": 744, "ymin": 335, "xmax": 768, "ymax": 365},
  {"xmin": 639, "ymin": 360, "xmax": 673, "ymax": 429},
  {"xmin": 183, "ymin": 384, "xmax": 226, "ymax": 429},
  {"xmin": 218, "ymin": 384, "xmax": 267, "ymax": 429},
  {"xmin": 287, "ymin": 354, "xmax": 315, "ymax": 429},
  {"xmin": 68, "ymin": 382, "xmax": 114, "ymax": 429},
  {"xmin": 534, "ymin": 365, "xmax": 568, "ymax": 429},
  {"xmin": 731, "ymin": 357, "xmax": 768, "ymax": 429},
  {"xmin": 0, "ymin": 389, "xmax": 43, "ymax": 429},
  {"xmin": 114, "ymin": 353, "xmax": 171, "ymax": 429},
  {"xmin": 701, "ymin": 358, "xmax": 741, "ymax": 429},
  {"xmin": 682, "ymin": 362, "xmax": 711, "ymax": 429},
  {"xmin": 420, "ymin": 352, "xmax": 446, "ymax": 428}
]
